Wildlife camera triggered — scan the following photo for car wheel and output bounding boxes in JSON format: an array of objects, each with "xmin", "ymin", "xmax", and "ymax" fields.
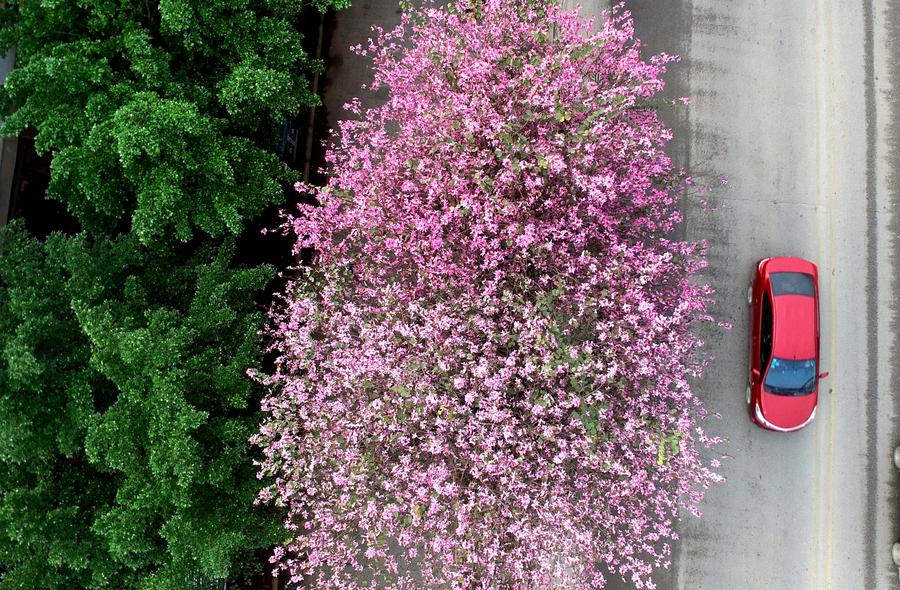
[
  {"xmin": 893, "ymin": 446, "xmax": 900, "ymax": 470},
  {"xmin": 746, "ymin": 385, "xmax": 751, "ymax": 407},
  {"xmin": 747, "ymin": 284, "xmax": 753, "ymax": 305},
  {"xmin": 892, "ymin": 542, "xmax": 900, "ymax": 567}
]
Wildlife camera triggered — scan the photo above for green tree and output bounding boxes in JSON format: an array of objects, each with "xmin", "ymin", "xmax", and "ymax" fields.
[
  {"xmin": 0, "ymin": 223, "xmax": 128, "ymax": 590},
  {"xmin": 0, "ymin": 221, "xmax": 283, "ymax": 589},
  {"xmin": 0, "ymin": 1, "xmax": 348, "ymax": 586},
  {"xmin": 0, "ymin": 0, "xmax": 348, "ymax": 243}
]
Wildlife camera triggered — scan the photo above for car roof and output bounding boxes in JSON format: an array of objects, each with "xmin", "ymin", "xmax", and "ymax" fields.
[{"xmin": 772, "ymin": 293, "xmax": 817, "ymax": 359}]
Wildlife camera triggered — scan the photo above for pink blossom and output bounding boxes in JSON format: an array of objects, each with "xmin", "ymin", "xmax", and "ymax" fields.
[{"xmin": 253, "ymin": 2, "xmax": 722, "ymax": 589}]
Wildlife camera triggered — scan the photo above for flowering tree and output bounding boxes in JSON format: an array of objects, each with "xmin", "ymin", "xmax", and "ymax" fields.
[{"xmin": 254, "ymin": 2, "xmax": 722, "ymax": 588}]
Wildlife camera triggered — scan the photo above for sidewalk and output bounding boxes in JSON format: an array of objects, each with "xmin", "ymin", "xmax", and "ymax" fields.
[{"xmin": 318, "ymin": 1, "xmax": 403, "ymax": 149}]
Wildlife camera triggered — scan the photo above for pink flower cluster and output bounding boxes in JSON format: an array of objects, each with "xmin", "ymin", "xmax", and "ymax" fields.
[{"xmin": 253, "ymin": 2, "xmax": 722, "ymax": 588}]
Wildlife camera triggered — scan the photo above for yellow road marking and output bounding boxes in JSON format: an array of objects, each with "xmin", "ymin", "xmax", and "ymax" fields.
[{"xmin": 813, "ymin": 0, "xmax": 838, "ymax": 588}]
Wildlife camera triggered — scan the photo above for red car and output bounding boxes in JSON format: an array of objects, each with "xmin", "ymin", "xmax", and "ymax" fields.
[{"xmin": 747, "ymin": 257, "xmax": 828, "ymax": 431}]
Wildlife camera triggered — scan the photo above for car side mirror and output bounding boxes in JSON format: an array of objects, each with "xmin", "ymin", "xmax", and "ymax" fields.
[
  {"xmin": 818, "ymin": 371, "xmax": 830, "ymax": 380},
  {"xmin": 751, "ymin": 368, "xmax": 760, "ymax": 378}
]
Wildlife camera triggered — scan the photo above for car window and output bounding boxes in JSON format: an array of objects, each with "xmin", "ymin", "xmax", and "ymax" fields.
[
  {"xmin": 760, "ymin": 291, "xmax": 773, "ymax": 369},
  {"xmin": 770, "ymin": 272, "xmax": 815, "ymax": 297},
  {"xmin": 764, "ymin": 357, "xmax": 817, "ymax": 395}
]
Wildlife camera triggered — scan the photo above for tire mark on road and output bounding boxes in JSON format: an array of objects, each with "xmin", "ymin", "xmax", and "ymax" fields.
[{"xmin": 863, "ymin": 0, "xmax": 879, "ymax": 587}]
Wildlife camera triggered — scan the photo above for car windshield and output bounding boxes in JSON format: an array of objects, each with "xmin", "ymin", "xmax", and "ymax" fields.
[
  {"xmin": 764, "ymin": 357, "xmax": 817, "ymax": 395},
  {"xmin": 770, "ymin": 272, "xmax": 815, "ymax": 297}
]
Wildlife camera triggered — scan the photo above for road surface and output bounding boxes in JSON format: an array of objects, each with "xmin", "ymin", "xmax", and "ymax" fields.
[{"xmin": 602, "ymin": 0, "xmax": 900, "ymax": 589}]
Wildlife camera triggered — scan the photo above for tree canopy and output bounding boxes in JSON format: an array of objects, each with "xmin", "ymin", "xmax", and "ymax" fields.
[
  {"xmin": 0, "ymin": 221, "xmax": 283, "ymax": 589},
  {"xmin": 0, "ymin": 0, "xmax": 347, "ymax": 243},
  {"xmin": 0, "ymin": 0, "xmax": 349, "ymax": 587},
  {"xmin": 255, "ymin": 2, "xmax": 721, "ymax": 589}
]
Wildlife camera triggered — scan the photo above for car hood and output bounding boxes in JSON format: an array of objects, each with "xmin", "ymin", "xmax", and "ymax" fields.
[{"xmin": 760, "ymin": 389, "xmax": 817, "ymax": 429}]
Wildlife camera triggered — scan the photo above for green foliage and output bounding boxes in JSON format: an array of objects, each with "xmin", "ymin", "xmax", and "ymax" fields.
[
  {"xmin": 0, "ymin": 222, "xmax": 127, "ymax": 590},
  {"xmin": 0, "ymin": 222, "xmax": 282, "ymax": 588},
  {"xmin": 0, "ymin": 0, "xmax": 346, "ymax": 243},
  {"xmin": 0, "ymin": 0, "xmax": 350, "ymax": 585}
]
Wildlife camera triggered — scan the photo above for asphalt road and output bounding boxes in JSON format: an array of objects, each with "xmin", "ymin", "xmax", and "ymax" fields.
[
  {"xmin": 602, "ymin": 0, "xmax": 900, "ymax": 589},
  {"xmin": 322, "ymin": 1, "xmax": 900, "ymax": 589}
]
